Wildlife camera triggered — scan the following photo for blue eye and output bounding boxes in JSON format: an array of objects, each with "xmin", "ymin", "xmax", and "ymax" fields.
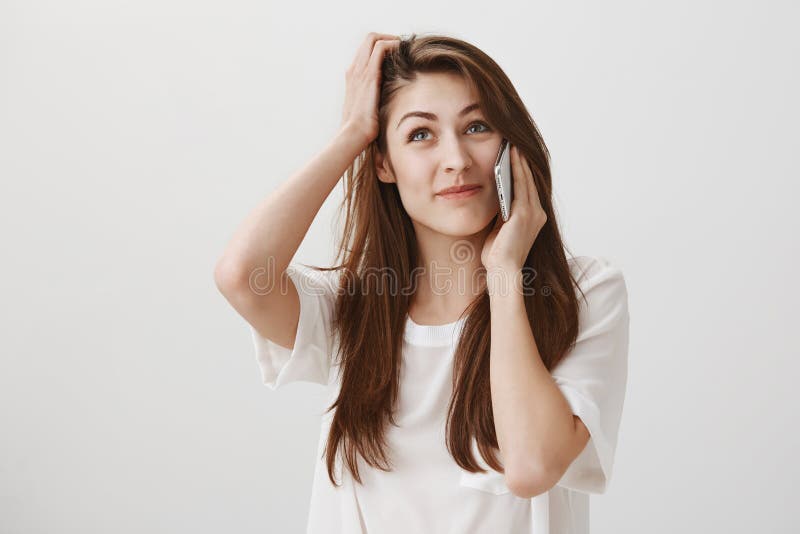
[
  {"xmin": 407, "ymin": 121, "xmax": 492, "ymax": 143},
  {"xmin": 408, "ymin": 129, "xmax": 430, "ymax": 142},
  {"xmin": 467, "ymin": 122, "xmax": 490, "ymax": 134}
]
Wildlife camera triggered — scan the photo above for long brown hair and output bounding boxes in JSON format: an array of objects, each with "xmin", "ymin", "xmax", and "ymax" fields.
[{"xmin": 310, "ymin": 33, "xmax": 588, "ymax": 487}]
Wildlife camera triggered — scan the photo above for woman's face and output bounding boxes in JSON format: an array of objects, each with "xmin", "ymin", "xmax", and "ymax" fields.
[{"xmin": 376, "ymin": 72, "xmax": 503, "ymax": 238}]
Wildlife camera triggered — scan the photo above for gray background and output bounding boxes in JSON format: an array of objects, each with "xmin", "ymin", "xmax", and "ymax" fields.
[{"xmin": 2, "ymin": 1, "xmax": 798, "ymax": 532}]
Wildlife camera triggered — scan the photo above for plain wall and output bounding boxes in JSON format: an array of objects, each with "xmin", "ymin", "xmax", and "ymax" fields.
[{"xmin": 1, "ymin": 0, "xmax": 798, "ymax": 532}]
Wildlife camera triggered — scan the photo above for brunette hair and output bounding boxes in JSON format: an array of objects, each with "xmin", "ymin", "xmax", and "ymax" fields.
[{"xmin": 309, "ymin": 32, "xmax": 588, "ymax": 487}]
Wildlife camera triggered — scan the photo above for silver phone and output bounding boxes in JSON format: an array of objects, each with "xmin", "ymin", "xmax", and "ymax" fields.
[{"xmin": 494, "ymin": 138, "xmax": 513, "ymax": 221}]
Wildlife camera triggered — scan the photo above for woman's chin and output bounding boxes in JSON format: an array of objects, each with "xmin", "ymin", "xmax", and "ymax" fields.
[{"xmin": 435, "ymin": 217, "xmax": 496, "ymax": 238}]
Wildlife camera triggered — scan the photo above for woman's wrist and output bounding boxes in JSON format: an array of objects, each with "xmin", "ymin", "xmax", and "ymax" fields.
[
  {"xmin": 337, "ymin": 121, "xmax": 372, "ymax": 157},
  {"xmin": 485, "ymin": 263, "xmax": 524, "ymax": 298}
]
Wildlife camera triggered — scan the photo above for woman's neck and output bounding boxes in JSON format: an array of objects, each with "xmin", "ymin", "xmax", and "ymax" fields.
[{"xmin": 408, "ymin": 221, "xmax": 493, "ymax": 325}]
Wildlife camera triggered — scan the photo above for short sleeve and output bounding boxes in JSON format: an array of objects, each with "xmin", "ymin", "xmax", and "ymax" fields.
[
  {"xmin": 250, "ymin": 263, "xmax": 340, "ymax": 390},
  {"xmin": 551, "ymin": 256, "xmax": 630, "ymax": 494}
]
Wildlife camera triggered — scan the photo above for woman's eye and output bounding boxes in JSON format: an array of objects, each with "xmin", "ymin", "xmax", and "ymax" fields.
[
  {"xmin": 408, "ymin": 129, "xmax": 430, "ymax": 142},
  {"xmin": 467, "ymin": 121, "xmax": 490, "ymax": 134},
  {"xmin": 407, "ymin": 121, "xmax": 491, "ymax": 143}
]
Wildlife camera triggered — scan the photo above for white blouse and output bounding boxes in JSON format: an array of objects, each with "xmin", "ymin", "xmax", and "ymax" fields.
[{"xmin": 250, "ymin": 255, "xmax": 630, "ymax": 534}]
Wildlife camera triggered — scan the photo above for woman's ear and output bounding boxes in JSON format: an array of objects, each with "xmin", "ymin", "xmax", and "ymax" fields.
[{"xmin": 375, "ymin": 150, "xmax": 397, "ymax": 184}]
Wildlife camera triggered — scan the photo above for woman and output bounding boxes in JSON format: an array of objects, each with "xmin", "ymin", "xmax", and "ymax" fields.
[{"xmin": 215, "ymin": 32, "xmax": 630, "ymax": 534}]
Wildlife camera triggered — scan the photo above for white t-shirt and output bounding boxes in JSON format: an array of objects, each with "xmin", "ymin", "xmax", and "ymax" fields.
[{"xmin": 250, "ymin": 255, "xmax": 630, "ymax": 534}]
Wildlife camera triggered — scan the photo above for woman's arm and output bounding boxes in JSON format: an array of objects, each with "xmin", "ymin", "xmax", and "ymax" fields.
[
  {"xmin": 481, "ymin": 144, "xmax": 589, "ymax": 498},
  {"xmin": 214, "ymin": 33, "xmax": 400, "ymax": 350},
  {"xmin": 488, "ymin": 265, "xmax": 589, "ymax": 499},
  {"xmin": 213, "ymin": 124, "xmax": 364, "ymax": 348}
]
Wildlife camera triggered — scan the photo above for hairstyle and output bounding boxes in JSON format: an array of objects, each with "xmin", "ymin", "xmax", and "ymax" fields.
[{"xmin": 309, "ymin": 32, "xmax": 589, "ymax": 487}]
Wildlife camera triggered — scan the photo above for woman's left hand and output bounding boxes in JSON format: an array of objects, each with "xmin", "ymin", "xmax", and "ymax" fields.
[{"xmin": 480, "ymin": 144, "xmax": 548, "ymax": 272}]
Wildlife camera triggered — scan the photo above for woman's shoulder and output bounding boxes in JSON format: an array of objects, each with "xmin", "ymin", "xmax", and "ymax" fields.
[
  {"xmin": 567, "ymin": 255, "xmax": 628, "ymax": 305},
  {"xmin": 286, "ymin": 263, "xmax": 347, "ymax": 298},
  {"xmin": 567, "ymin": 255, "xmax": 622, "ymax": 277}
]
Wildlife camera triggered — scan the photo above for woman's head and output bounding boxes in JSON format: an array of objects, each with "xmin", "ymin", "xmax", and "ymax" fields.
[
  {"xmin": 374, "ymin": 70, "xmax": 502, "ymax": 238},
  {"xmin": 318, "ymin": 33, "xmax": 584, "ymax": 488},
  {"xmin": 371, "ymin": 35, "xmax": 549, "ymax": 241}
]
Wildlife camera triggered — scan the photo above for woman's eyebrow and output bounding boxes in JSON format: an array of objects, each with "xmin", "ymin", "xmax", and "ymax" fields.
[{"xmin": 395, "ymin": 102, "xmax": 481, "ymax": 130}]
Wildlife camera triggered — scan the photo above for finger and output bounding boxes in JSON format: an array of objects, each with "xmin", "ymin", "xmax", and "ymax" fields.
[
  {"xmin": 514, "ymin": 145, "xmax": 539, "ymax": 208},
  {"xmin": 351, "ymin": 33, "xmax": 401, "ymax": 75},
  {"xmin": 510, "ymin": 145, "xmax": 531, "ymax": 213},
  {"xmin": 365, "ymin": 38, "xmax": 401, "ymax": 77},
  {"xmin": 521, "ymin": 150, "xmax": 543, "ymax": 211},
  {"xmin": 352, "ymin": 33, "xmax": 395, "ymax": 72},
  {"xmin": 518, "ymin": 149, "xmax": 547, "ymax": 227}
]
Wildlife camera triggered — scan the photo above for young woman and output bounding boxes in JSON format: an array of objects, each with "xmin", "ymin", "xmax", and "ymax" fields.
[{"xmin": 215, "ymin": 32, "xmax": 630, "ymax": 534}]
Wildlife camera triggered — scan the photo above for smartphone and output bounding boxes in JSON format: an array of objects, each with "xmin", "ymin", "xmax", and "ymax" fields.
[{"xmin": 494, "ymin": 138, "xmax": 513, "ymax": 221}]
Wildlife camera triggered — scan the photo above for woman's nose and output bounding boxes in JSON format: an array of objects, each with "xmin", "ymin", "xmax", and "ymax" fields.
[{"xmin": 440, "ymin": 138, "xmax": 473, "ymax": 173}]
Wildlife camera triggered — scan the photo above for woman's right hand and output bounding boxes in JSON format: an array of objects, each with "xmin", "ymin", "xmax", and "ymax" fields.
[{"xmin": 340, "ymin": 32, "xmax": 401, "ymax": 150}]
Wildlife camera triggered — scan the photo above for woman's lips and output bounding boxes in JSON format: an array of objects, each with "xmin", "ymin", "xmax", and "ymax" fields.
[{"xmin": 437, "ymin": 186, "xmax": 482, "ymax": 200}]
